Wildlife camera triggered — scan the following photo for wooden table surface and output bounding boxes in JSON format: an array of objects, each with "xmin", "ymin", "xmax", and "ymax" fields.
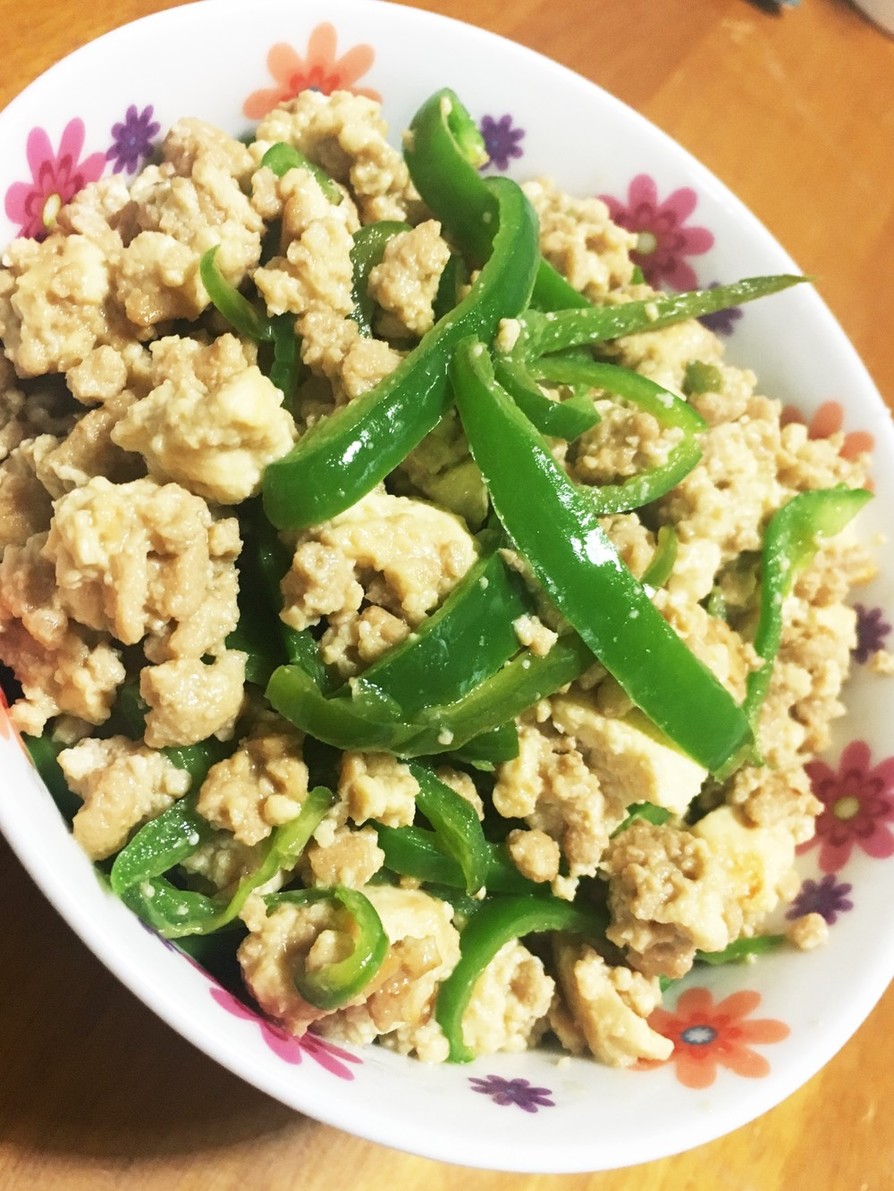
[{"xmin": 2, "ymin": 0, "xmax": 893, "ymax": 1187}]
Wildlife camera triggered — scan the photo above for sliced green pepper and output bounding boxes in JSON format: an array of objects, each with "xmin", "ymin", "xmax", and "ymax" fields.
[
  {"xmin": 347, "ymin": 546, "xmax": 533, "ymax": 716},
  {"xmin": 266, "ymin": 631, "xmax": 593, "ymax": 758},
  {"xmin": 119, "ymin": 786, "xmax": 336, "ymax": 938},
  {"xmin": 199, "ymin": 247, "xmax": 302, "ymax": 406},
  {"xmin": 349, "ymin": 220, "xmax": 412, "ymax": 336},
  {"xmin": 451, "ymin": 338, "xmax": 752, "ymax": 776},
  {"xmin": 261, "ymin": 175, "xmax": 540, "ymax": 530},
  {"xmin": 408, "ymin": 762, "xmax": 489, "ymax": 895},
  {"xmin": 260, "ymin": 142, "xmax": 343, "ymax": 204},
  {"xmin": 530, "ymin": 354, "xmax": 706, "ymax": 512},
  {"xmin": 744, "ymin": 485, "xmax": 872, "ymax": 725},
  {"xmin": 435, "ymin": 893, "xmax": 608, "ymax": 1062},
  {"xmin": 516, "ymin": 273, "xmax": 808, "ymax": 357},
  {"xmin": 641, "ymin": 526, "xmax": 679, "ymax": 590},
  {"xmin": 493, "ymin": 354, "xmax": 601, "ymax": 441},
  {"xmin": 374, "ymin": 823, "xmax": 544, "ymax": 897},
  {"xmin": 403, "ymin": 87, "xmax": 588, "ymax": 312},
  {"xmin": 695, "ymin": 934, "xmax": 785, "ymax": 966},
  {"xmin": 264, "ymin": 885, "xmax": 389, "ymax": 1010}
]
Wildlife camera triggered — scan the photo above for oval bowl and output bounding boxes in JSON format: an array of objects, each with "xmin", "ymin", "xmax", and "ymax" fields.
[{"xmin": 1, "ymin": 0, "xmax": 893, "ymax": 1173}]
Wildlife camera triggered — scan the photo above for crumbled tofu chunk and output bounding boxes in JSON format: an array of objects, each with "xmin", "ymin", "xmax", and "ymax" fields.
[
  {"xmin": 460, "ymin": 940, "xmax": 555, "ymax": 1056},
  {"xmin": 339, "ymin": 752, "xmax": 420, "ymax": 828},
  {"xmin": 113, "ymin": 337, "xmax": 296, "ymax": 504},
  {"xmin": 140, "ymin": 651, "xmax": 247, "ymax": 747},
  {"xmin": 551, "ymin": 695, "xmax": 707, "ymax": 815},
  {"xmin": 43, "ymin": 475, "xmax": 241, "ymax": 659},
  {"xmin": 552, "ymin": 941, "xmax": 673, "ymax": 1066},
  {"xmin": 197, "ymin": 727, "xmax": 309, "ymax": 846},
  {"xmin": 58, "ymin": 735, "xmax": 190, "ymax": 860}
]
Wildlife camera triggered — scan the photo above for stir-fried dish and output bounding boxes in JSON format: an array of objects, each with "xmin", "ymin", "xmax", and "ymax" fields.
[{"xmin": 0, "ymin": 88, "xmax": 874, "ymax": 1066}]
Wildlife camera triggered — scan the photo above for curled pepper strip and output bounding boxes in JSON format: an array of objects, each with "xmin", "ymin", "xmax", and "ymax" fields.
[
  {"xmin": 261, "ymin": 174, "xmax": 541, "ymax": 531},
  {"xmin": 347, "ymin": 545, "xmax": 534, "ymax": 716},
  {"xmin": 403, "ymin": 86, "xmax": 588, "ymax": 312},
  {"xmin": 265, "ymin": 885, "xmax": 389, "ymax": 1010},
  {"xmin": 266, "ymin": 631, "xmax": 593, "ymax": 758},
  {"xmin": 529, "ymin": 354, "xmax": 706, "ymax": 512},
  {"xmin": 493, "ymin": 354, "xmax": 601, "ymax": 441},
  {"xmin": 259, "ymin": 141, "xmax": 344, "ymax": 204},
  {"xmin": 451, "ymin": 338, "xmax": 753, "ymax": 775},
  {"xmin": 435, "ymin": 894, "xmax": 609, "ymax": 1062},
  {"xmin": 349, "ymin": 220, "xmax": 412, "ymax": 335},
  {"xmin": 408, "ymin": 762, "xmax": 489, "ymax": 895},
  {"xmin": 118, "ymin": 786, "xmax": 336, "ymax": 938},
  {"xmin": 199, "ymin": 247, "xmax": 302, "ymax": 404},
  {"xmin": 744, "ymin": 485, "xmax": 872, "ymax": 726},
  {"xmin": 374, "ymin": 823, "xmax": 544, "ymax": 897}
]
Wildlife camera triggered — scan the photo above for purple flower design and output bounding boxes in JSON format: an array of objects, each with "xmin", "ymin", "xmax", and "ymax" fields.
[
  {"xmin": 698, "ymin": 281, "xmax": 744, "ymax": 337},
  {"xmin": 469, "ymin": 1074, "xmax": 554, "ymax": 1112},
  {"xmin": 600, "ymin": 174, "xmax": 714, "ymax": 290},
  {"xmin": 786, "ymin": 873, "xmax": 853, "ymax": 925},
  {"xmin": 479, "ymin": 114, "xmax": 525, "ymax": 171},
  {"xmin": 5, "ymin": 119, "xmax": 106, "ymax": 239},
  {"xmin": 853, "ymin": 603, "xmax": 892, "ymax": 665},
  {"xmin": 800, "ymin": 740, "xmax": 894, "ymax": 873},
  {"xmin": 209, "ymin": 985, "xmax": 361, "ymax": 1079},
  {"xmin": 107, "ymin": 104, "xmax": 160, "ymax": 175}
]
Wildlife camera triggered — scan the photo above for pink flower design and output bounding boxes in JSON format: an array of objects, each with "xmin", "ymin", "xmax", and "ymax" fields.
[
  {"xmin": 800, "ymin": 740, "xmax": 894, "ymax": 873},
  {"xmin": 5, "ymin": 119, "xmax": 106, "ymax": 239},
  {"xmin": 644, "ymin": 987, "xmax": 789, "ymax": 1089},
  {"xmin": 780, "ymin": 399, "xmax": 875, "ymax": 461},
  {"xmin": 600, "ymin": 174, "xmax": 714, "ymax": 290},
  {"xmin": 209, "ymin": 985, "xmax": 361, "ymax": 1079},
  {"xmin": 243, "ymin": 23, "xmax": 380, "ymax": 121}
]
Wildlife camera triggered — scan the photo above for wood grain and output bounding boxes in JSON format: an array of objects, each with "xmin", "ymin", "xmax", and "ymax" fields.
[{"xmin": 2, "ymin": 0, "xmax": 893, "ymax": 1187}]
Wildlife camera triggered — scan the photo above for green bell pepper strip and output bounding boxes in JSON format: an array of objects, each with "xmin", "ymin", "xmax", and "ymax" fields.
[
  {"xmin": 24, "ymin": 733, "xmax": 81, "ymax": 823},
  {"xmin": 435, "ymin": 893, "xmax": 609, "ymax": 1062},
  {"xmin": 446, "ymin": 720, "xmax": 519, "ymax": 768},
  {"xmin": 408, "ymin": 762, "xmax": 489, "ymax": 895},
  {"xmin": 451, "ymin": 338, "xmax": 753, "ymax": 776},
  {"xmin": 432, "ymin": 251, "xmax": 470, "ymax": 323},
  {"xmin": 265, "ymin": 631, "xmax": 593, "ymax": 758},
  {"xmin": 259, "ymin": 142, "xmax": 343, "ymax": 204},
  {"xmin": 374, "ymin": 824, "xmax": 545, "ymax": 896},
  {"xmin": 248, "ymin": 507, "xmax": 332, "ymax": 689},
  {"xmin": 118, "ymin": 786, "xmax": 336, "ymax": 938},
  {"xmin": 349, "ymin": 220, "xmax": 412, "ymax": 335},
  {"xmin": 695, "ymin": 934, "xmax": 785, "ymax": 966},
  {"xmin": 261, "ymin": 174, "xmax": 541, "ymax": 530},
  {"xmin": 199, "ymin": 247, "xmax": 303, "ymax": 406},
  {"xmin": 529, "ymin": 354, "xmax": 706, "ymax": 512},
  {"xmin": 641, "ymin": 526, "xmax": 679, "ymax": 590},
  {"xmin": 493, "ymin": 354, "xmax": 601, "ymax": 441},
  {"xmin": 744, "ymin": 485, "xmax": 872, "ymax": 725},
  {"xmin": 403, "ymin": 87, "xmax": 588, "ymax": 312},
  {"xmin": 515, "ymin": 273, "xmax": 808, "ymax": 357},
  {"xmin": 264, "ymin": 885, "xmax": 389, "ymax": 1010},
  {"xmin": 345, "ymin": 547, "xmax": 534, "ymax": 716},
  {"xmin": 110, "ymin": 792, "xmax": 215, "ymax": 896}
]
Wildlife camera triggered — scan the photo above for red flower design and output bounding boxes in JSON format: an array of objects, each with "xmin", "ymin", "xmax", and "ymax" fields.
[
  {"xmin": 243, "ymin": 23, "xmax": 380, "ymax": 121},
  {"xmin": 4, "ymin": 119, "xmax": 106, "ymax": 240},
  {"xmin": 209, "ymin": 985, "xmax": 361, "ymax": 1079},
  {"xmin": 780, "ymin": 399, "xmax": 875, "ymax": 461},
  {"xmin": 645, "ymin": 986, "xmax": 789, "ymax": 1089},
  {"xmin": 800, "ymin": 740, "xmax": 894, "ymax": 873},
  {"xmin": 600, "ymin": 174, "xmax": 714, "ymax": 290}
]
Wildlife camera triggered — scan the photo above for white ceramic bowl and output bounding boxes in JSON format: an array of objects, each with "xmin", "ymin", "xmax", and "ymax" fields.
[{"xmin": 1, "ymin": 0, "xmax": 893, "ymax": 1173}]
